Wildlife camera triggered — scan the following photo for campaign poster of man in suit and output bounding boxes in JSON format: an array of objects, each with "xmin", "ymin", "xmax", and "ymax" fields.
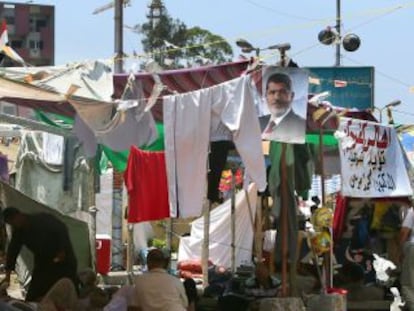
[{"xmin": 261, "ymin": 67, "xmax": 309, "ymax": 144}]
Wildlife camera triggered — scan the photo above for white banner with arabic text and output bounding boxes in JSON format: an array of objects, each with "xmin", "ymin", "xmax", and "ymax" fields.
[{"xmin": 337, "ymin": 117, "xmax": 412, "ymax": 197}]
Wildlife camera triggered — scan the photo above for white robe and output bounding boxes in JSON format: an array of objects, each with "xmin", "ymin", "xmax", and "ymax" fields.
[{"xmin": 163, "ymin": 74, "xmax": 266, "ymax": 218}]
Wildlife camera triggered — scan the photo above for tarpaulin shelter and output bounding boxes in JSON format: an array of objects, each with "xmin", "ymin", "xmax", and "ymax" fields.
[
  {"xmin": 0, "ymin": 60, "xmax": 377, "ymax": 146},
  {"xmin": 0, "ymin": 180, "xmax": 91, "ymax": 287},
  {"xmin": 0, "ymin": 59, "xmax": 252, "ymax": 118}
]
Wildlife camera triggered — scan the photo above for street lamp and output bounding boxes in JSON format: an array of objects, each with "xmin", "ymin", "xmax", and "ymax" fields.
[
  {"xmin": 373, "ymin": 100, "xmax": 401, "ymax": 124},
  {"xmin": 236, "ymin": 39, "xmax": 291, "ymax": 64},
  {"xmin": 236, "ymin": 39, "xmax": 260, "ymax": 56}
]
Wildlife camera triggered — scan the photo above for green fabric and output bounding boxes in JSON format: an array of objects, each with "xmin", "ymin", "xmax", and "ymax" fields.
[
  {"xmin": 34, "ymin": 110, "xmax": 165, "ymax": 173},
  {"xmin": 142, "ymin": 122, "xmax": 165, "ymax": 151},
  {"xmin": 305, "ymin": 133, "xmax": 338, "ymax": 146},
  {"xmin": 101, "ymin": 147, "xmax": 129, "ymax": 173},
  {"xmin": 102, "ymin": 122, "xmax": 165, "ymax": 172},
  {"xmin": 268, "ymin": 142, "xmax": 298, "ymax": 263},
  {"xmin": 34, "ymin": 110, "xmax": 74, "ymax": 128}
]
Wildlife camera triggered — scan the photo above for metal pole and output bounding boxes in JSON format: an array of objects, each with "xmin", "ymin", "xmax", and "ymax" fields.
[
  {"xmin": 0, "ymin": 113, "xmax": 70, "ymax": 137},
  {"xmin": 335, "ymin": 0, "xmax": 341, "ymax": 66},
  {"xmin": 114, "ymin": 0, "xmax": 124, "ymax": 74},
  {"xmin": 111, "ymin": 170, "xmax": 124, "ymax": 270},
  {"xmin": 111, "ymin": 0, "xmax": 124, "ymax": 271},
  {"xmin": 89, "ymin": 205, "xmax": 97, "ymax": 272}
]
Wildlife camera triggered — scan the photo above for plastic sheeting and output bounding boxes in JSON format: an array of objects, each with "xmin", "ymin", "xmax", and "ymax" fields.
[{"xmin": 178, "ymin": 183, "xmax": 257, "ymax": 269}]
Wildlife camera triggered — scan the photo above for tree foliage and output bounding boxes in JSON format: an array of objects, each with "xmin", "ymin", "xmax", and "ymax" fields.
[
  {"xmin": 140, "ymin": 6, "xmax": 233, "ymax": 68},
  {"xmin": 185, "ymin": 27, "xmax": 233, "ymax": 65}
]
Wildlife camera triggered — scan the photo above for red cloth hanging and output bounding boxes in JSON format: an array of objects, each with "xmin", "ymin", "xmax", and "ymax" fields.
[
  {"xmin": 333, "ymin": 192, "xmax": 347, "ymax": 242},
  {"xmin": 124, "ymin": 146, "xmax": 170, "ymax": 222}
]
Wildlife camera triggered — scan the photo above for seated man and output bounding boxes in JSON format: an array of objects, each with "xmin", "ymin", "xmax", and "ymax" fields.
[
  {"xmin": 244, "ymin": 262, "xmax": 280, "ymax": 299},
  {"xmin": 134, "ymin": 248, "xmax": 188, "ymax": 311}
]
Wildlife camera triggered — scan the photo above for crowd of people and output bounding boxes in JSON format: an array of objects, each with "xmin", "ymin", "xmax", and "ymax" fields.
[
  {"xmin": 5, "ymin": 199, "xmax": 414, "ymax": 310},
  {"xmin": 0, "ymin": 207, "xmax": 198, "ymax": 311}
]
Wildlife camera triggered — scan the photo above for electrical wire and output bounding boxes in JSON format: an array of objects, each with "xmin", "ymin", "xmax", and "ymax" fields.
[{"xmin": 242, "ymin": 0, "xmax": 318, "ymax": 21}]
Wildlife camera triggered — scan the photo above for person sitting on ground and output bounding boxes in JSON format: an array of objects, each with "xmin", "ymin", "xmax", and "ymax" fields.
[
  {"xmin": 103, "ymin": 284, "xmax": 138, "ymax": 311},
  {"xmin": 77, "ymin": 268, "xmax": 110, "ymax": 310},
  {"xmin": 203, "ymin": 265, "xmax": 232, "ymax": 298},
  {"xmin": 244, "ymin": 262, "xmax": 280, "ymax": 299},
  {"xmin": 133, "ymin": 248, "xmax": 188, "ymax": 311},
  {"xmin": 0, "ymin": 277, "xmax": 80, "ymax": 311}
]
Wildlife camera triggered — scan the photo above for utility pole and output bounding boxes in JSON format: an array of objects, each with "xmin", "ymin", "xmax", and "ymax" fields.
[
  {"xmin": 335, "ymin": 0, "xmax": 341, "ymax": 66},
  {"xmin": 111, "ymin": 0, "xmax": 125, "ymax": 272},
  {"xmin": 114, "ymin": 0, "xmax": 124, "ymax": 74}
]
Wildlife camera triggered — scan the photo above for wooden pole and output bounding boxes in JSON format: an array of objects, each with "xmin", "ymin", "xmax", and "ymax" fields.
[
  {"xmin": 280, "ymin": 143, "xmax": 289, "ymax": 297},
  {"xmin": 231, "ymin": 169, "xmax": 236, "ymax": 273},
  {"xmin": 254, "ymin": 192, "xmax": 262, "ymax": 264},
  {"xmin": 201, "ymin": 201, "xmax": 211, "ymax": 288},
  {"xmin": 87, "ymin": 157, "xmax": 97, "ymax": 271},
  {"xmin": 127, "ymin": 223, "xmax": 134, "ymax": 284},
  {"xmin": 319, "ymin": 127, "xmax": 326, "ymax": 206},
  {"xmin": 166, "ymin": 219, "xmax": 173, "ymax": 254},
  {"xmin": 319, "ymin": 125, "xmax": 332, "ymax": 289}
]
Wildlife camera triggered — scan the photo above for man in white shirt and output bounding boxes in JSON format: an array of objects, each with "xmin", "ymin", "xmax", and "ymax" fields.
[
  {"xmin": 134, "ymin": 248, "xmax": 188, "ymax": 311},
  {"xmin": 400, "ymin": 206, "xmax": 414, "ymax": 310},
  {"xmin": 261, "ymin": 72, "xmax": 306, "ymax": 144}
]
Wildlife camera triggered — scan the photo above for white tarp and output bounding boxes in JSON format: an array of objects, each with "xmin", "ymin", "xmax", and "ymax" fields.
[
  {"xmin": 178, "ymin": 183, "xmax": 257, "ymax": 268},
  {"xmin": 337, "ymin": 117, "xmax": 412, "ymax": 197},
  {"xmin": 95, "ymin": 168, "xmax": 153, "ymax": 256}
]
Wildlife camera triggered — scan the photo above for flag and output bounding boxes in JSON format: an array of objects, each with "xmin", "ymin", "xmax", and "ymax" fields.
[
  {"xmin": 334, "ymin": 80, "xmax": 347, "ymax": 88},
  {"xmin": 0, "ymin": 19, "xmax": 26, "ymax": 65},
  {"xmin": 0, "ymin": 19, "xmax": 8, "ymax": 48}
]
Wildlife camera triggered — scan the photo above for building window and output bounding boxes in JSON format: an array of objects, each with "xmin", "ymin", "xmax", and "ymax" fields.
[
  {"xmin": 28, "ymin": 40, "xmax": 43, "ymax": 50},
  {"xmin": 36, "ymin": 19, "xmax": 47, "ymax": 29},
  {"xmin": 29, "ymin": 15, "xmax": 48, "ymax": 32},
  {"xmin": 3, "ymin": 15, "xmax": 15, "ymax": 25}
]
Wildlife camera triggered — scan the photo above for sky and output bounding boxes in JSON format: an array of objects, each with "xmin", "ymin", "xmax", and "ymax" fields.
[{"xmin": 10, "ymin": 0, "xmax": 414, "ymax": 124}]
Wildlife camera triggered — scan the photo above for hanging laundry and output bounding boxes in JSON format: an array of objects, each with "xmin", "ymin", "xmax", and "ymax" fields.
[
  {"xmin": 124, "ymin": 146, "xmax": 170, "ymax": 223},
  {"xmin": 72, "ymin": 73, "xmax": 157, "ymax": 156},
  {"xmin": 42, "ymin": 132, "xmax": 64, "ymax": 165},
  {"xmin": 163, "ymin": 74, "xmax": 267, "ymax": 218}
]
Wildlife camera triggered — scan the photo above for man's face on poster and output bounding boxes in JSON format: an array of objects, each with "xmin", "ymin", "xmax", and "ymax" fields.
[{"xmin": 266, "ymin": 81, "xmax": 294, "ymax": 117}]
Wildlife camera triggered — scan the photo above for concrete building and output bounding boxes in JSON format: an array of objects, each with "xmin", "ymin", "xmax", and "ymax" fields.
[
  {"xmin": 0, "ymin": 1, "xmax": 55, "ymax": 118},
  {"xmin": 0, "ymin": 1, "xmax": 55, "ymax": 66}
]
